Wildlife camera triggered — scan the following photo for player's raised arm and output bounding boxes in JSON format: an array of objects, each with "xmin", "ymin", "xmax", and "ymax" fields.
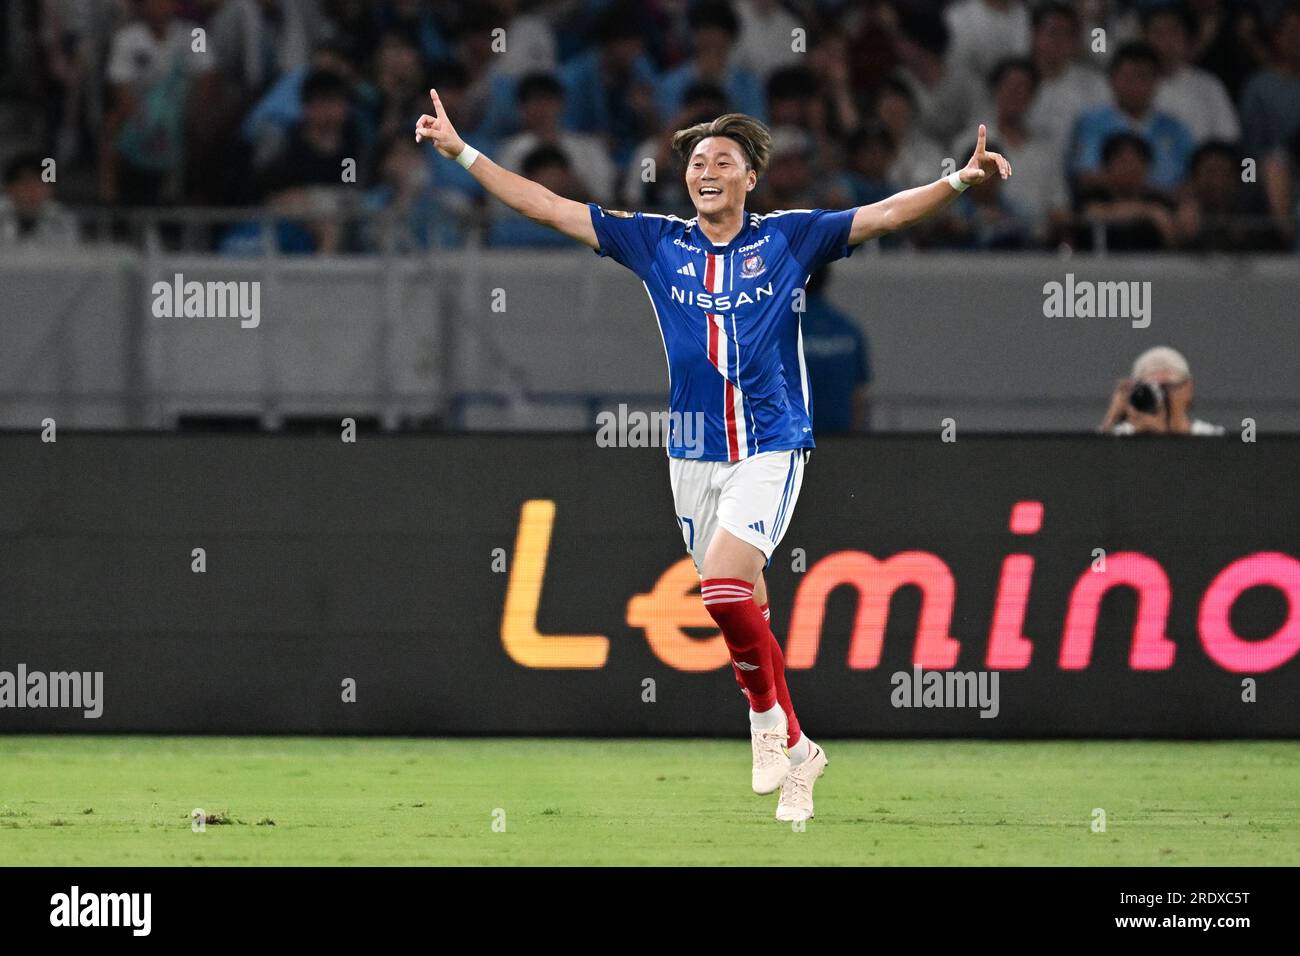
[
  {"xmin": 847, "ymin": 124, "xmax": 1012, "ymax": 244},
  {"xmin": 415, "ymin": 88, "xmax": 598, "ymax": 249}
]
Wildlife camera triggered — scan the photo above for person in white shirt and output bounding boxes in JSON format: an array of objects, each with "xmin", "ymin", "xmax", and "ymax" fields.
[
  {"xmin": 944, "ymin": 0, "xmax": 1031, "ymax": 82},
  {"xmin": 1026, "ymin": 1, "xmax": 1112, "ymax": 149},
  {"xmin": 876, "ymin": 78, "xmax": 946, "ymax": 187},
  {"xmin": 1100, "ymin": 346, "xmax": 1226, "ymax": 435},
  {"xmin": 1144, "ymin": 3, "xmax": 1240, "ymax": 144},
  {"xmin": 496, "ymin": 73, "xmax": 615, "ymax": 204},
  {"xmin": 733, "ymin": 0, "xmax": 804, "ymax": 82},
  {"xmin": 951, "ymin": 57, "xmax": 1069, "ymax": 239}
]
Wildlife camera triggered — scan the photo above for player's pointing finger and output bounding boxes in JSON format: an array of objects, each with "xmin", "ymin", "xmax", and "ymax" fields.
[{"xmin": 975, "ymin": 123, "xmax": 986, "ymax": 155}]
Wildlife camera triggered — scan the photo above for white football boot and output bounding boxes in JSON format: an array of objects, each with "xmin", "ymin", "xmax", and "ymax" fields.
[
  {"xmin": 751, "ymin": 716, "xmax": 791, "ymax": 794},
  {"xmin": 775, "ymin": 742, "xmax": 828, "ymax": 822}
]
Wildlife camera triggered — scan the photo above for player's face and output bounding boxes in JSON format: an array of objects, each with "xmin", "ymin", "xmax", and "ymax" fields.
[{"xmin": 686, "ymin": 137, "xmax": 755, "ymax": 216}]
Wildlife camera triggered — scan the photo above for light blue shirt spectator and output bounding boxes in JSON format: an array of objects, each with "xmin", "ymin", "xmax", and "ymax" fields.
[
  {"xmin": 655, "ymin": 62, "xmax": 766, "ymax": 125},
  {"xmin": 1070, "ymin": 106, "xmax": 1196, "ymax": 190}
]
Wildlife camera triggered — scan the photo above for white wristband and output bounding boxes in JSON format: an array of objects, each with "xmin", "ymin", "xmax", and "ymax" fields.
[
  {"xmin": 946, "ymin": 171, "xmax": 970, "ymax": 193},
  {"xmin": 456, "ymin": 144, "xmax": 481, "ymax": 169}
]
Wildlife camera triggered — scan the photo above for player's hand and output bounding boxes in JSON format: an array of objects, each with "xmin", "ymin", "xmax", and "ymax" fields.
[
  {"xmin": 959, "ymin": 124, "xmax": 1012, "ymax": 186},
  {"xmin": 415, "ymin": 88, "xmax": 466, "ymax": 161}
]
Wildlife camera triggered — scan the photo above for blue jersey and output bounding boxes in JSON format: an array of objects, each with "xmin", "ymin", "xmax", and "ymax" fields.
[{"xmin": 589, "ymin": 203, "xmax": 859, "ymax": 461}]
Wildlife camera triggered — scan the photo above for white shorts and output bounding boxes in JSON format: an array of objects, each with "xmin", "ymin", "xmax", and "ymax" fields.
[{"xmin": 669, "ymin": 448, "xmax": 810, "ymax": 575}]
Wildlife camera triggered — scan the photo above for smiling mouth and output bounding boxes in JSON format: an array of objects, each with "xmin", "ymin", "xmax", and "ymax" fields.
[{"xmin": 698, "ymin": 187, "xmax": 722, "ymax": 197}]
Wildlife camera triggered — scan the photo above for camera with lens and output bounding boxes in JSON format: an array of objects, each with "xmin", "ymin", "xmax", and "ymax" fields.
[{"xmin": 1128, "ymin": 380, "xmax": 1165, "ymax": 415}]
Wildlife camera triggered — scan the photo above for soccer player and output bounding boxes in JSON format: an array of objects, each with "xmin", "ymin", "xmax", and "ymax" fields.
[{"xmin": 416, "ymin": 94, "xmax": 1010, "ymax": 821}]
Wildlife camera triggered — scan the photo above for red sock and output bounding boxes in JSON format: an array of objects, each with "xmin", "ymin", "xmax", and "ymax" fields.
[
  {"xmin": 729, "ymin": 602, "xmax": 800, "ymax": 743},
  {"xmin": 702, "ymin": 579, "xmax": 776, "ymax": 712},
  {"xmin": 750, "ymin": 602, "xmax": 801, "ymax": 747}
]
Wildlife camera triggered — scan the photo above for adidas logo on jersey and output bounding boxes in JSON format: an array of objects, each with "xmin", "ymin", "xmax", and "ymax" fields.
[{"xmin": 676, "ymin": 262, "xmax": 698, "ymax": 277}]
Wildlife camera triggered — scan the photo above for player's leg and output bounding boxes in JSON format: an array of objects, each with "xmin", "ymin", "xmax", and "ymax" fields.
[
  {"xmin": 741, "ymin": 573, "xmax": 802, "ymax": 751},
  {"xmin": 698, "ymin": 526, "xmax": 790, "ymax": 794},
  {"xmin": 756, "ymin": 451, "xmax": 825, "ymax": 822}
]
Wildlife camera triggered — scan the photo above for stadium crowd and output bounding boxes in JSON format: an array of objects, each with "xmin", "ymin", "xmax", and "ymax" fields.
[{"xmin": 3, "ymin": 0, "xmax": 1300, "ymax": 252}]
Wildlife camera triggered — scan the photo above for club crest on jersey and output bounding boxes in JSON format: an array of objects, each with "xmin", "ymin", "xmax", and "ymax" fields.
[{"xmin": 741, "ymin": 254, "xmax": 766, "ymax": 279}]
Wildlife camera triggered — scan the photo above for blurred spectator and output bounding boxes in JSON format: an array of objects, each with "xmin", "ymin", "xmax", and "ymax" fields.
[
  {"xmin": 498, "ymin": 72, "xmax": 615, "ymax": 204},
  {"xmin": 210, "ymin": 0, "xmax": 333, "ymax": 106},
  {"xmin": 258, "ymin": 68, "xmax": 371, "ymax": 213},
  {"xmin": 558, "ymin": 5, "xmax": 659, "ymax": 166},
  {"xmin": 833, "ymin": 122, "xmax": 899, "ymax": 208},
  {"xmin": 1069, "ymin": 42, "xmax": 1196, "ymax": 192},
  {"xmin": 370, "ymin": 31, "xmax": 429, "ymax": 145},
  {"xmin": 751, "ymin": 127, "xmax": 822, "ymax": 213},
  {"xmin": 621, "ymin": 84, "xmax": 728, "ymax": 214},
  {"xmin": 1187, "ymin": 0, "xmax": 1268, "ymax": 100},
  {"xmin": 937, "ymin": 137, "xmax": 1034, "ymax": 249},
  {"xmin": 1100, "ymin": 346, "xmax": 1225, "ymax": 435},
  {"xmin": 241, "ymin": 41, "xmax": 362, "ymax": 172},
  {"xmin": 875, "ymin": 78, "xmax": 945, "ymax": 187},
  {"xmin": 361, "ymin": 132, "xmax": 462, "ymax": 251},
  {"xmin": 418, "ymin": 61, "xmax": 485, "ymax": 207},
  {"xmin": 954, "ymin": 57, "xmax": 1068, "ymax": 240},
  {"xmin": 217, "ymin": 185, "xmax": 338, "ymax": 254},
  {"xmin": 733, "ymin": 0, "xmax": 803, "ymax": 82},
  {"xmin": 1025, "ymin": 1, "xmax": 1111, "ymax": 150},
  {"xmin": 807, "ymin": 33, "xmax": 864, "ymax": 142},
  {"xmin": 100, "ymin": 0, "xmax": 218, "ymax": 204},
  {"xmin": 943, "ymin": 0, "xmax": 1031, "ymax": 82},
  {"xmin": 656, "ymin": 2, "xmax": 766, "ymax": 124},
  {"xmin": 1239, "ymin": 3, "xmax": 1300, "ymax": 160},
  {"xmin": 889, "ymin": 6, "xmax": 977, "ymax": 149},
  {"xmin": 799, "ymin": 267, "xmax": 872, "ymax": 434},
  {"xmin": 490, "ymin": 0, "xmax": 558, "ymax": 80},
  {"xmin": 1073, "ymin": 131, "xmax": 1177, "ymax": 251},
  {"xmin": 1259, "ymin": 124, "xmax": 1300, "ymax": 248},
  {"xmin": 488, "ymin": 144, "xmax": 585, "ymax": 247},
  {"xmin": 1144, "ymin": 2, "xmax": 1239, "ymax": 143},
  {"xmin": 371, "ymin": 0, "xmax": 453, "ymax": 69},
  {"xmin": 1175, "ymin": 140, "xmax": 1280, "ymax": 250},
  {"xmin": 0, "ymin": 152, "xmax": 79, "ymax": 247}
]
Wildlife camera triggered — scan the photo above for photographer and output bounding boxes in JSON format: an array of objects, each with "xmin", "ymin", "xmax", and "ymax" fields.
[{"xmin": 1100, "ymin": 346, "xmax": 1226, "ymax": 435}]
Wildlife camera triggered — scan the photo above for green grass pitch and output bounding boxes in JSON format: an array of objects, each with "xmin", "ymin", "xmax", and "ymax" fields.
[{"xmin": 1, "ymin": 737, "xmax": 1297, "ymax": 866}]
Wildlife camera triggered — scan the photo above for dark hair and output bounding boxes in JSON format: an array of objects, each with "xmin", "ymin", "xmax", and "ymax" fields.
[
  {"xmin": 875, "ymin": 76, "xmax": 917, "ymax": 110},
  {"xmin": 682, "ymin": 81, "xmax": 727, "ymax": 110},
  {"xmin": 846, "ymin": 121, "xmax": 896, "ymax": 155},
  {"xmin": 3, "ymin": 151, "xmax": 46, "ymax": 185},
  {"xmin": 1101, "ymin": 130, "xmax": 1154, "ymax": 165},
  {"xmin": 516, "ymin": 72, "xmax": 564, "ymax": 105},
  {"xmin": 301, "ymin": 68, "xmax": 350, "ymax": 104},
  {"xmin": 896, "ymin": 6, "xmax": 950, "ymax": 56},
  {"xmin": 1109, "ymin": 41, "xmax": 1161, "ymax": 75},
  {"xmin": 1189, "ymin": 139, "xmax": 1239, "ymax": 174},
  {"xmin": 426, "ymin": 59, "xmax": 469, "ymax": 91},
  {"xmin": 1140, "ymin": 2, "xmax": 1196, "ymax": 36},
  {"xmin": 1032, "ymin": 1, "xmax": 1079, "ymax": 32},
  {"xmin": 521, "ymin": 144, "xmax": 570, "ymax": 177},
  {"xmin": 671, "ymin": 112, "xmax": 772, "ymax": 174},
  {"xmin": 593, "ymin": 3, "xmax": 643, "ymax": 45},
  {"xmin": 989, "ymin": 55, "xmax": 1039, "ymax": 89},
  {"xmin": 766, "ymin": 66, "xmax": 819, "ymax": 102},
  {"xmin": 689, "ymin": 1, "xmax": 740, "ymax": 38}
]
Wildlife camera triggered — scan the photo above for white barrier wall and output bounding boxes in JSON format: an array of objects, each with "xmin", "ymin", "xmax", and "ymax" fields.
[{"xmin": 1, "ymin": 249, "xmax": 1297, "ymax": 431}]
